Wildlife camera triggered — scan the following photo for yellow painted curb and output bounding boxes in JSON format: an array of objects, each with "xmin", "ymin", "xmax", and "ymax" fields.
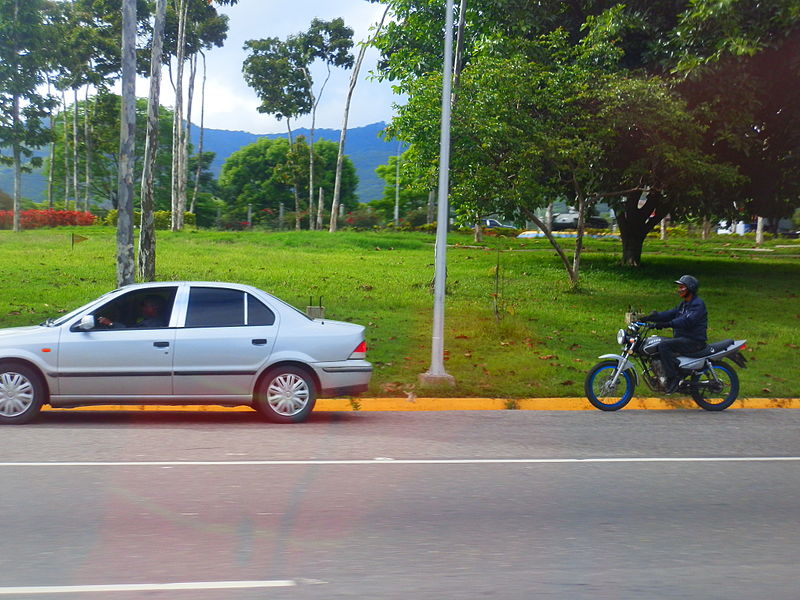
[{"xmin": 42, "ymin": 397, "xmax": 800, "ymax": 412}]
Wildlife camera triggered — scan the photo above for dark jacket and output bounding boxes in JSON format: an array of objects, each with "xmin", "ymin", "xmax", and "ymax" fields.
[{"xmin": 650, "ymin": 296, "xmax": 708, "ymax": 343}]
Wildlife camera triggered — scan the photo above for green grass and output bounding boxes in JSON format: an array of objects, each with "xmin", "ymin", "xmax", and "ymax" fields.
[{"xmin": 1, "ymin": 226, "xmax": 798, "ymax": 398}]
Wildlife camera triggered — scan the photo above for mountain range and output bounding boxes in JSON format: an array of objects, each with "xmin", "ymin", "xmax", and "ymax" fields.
[{"xmin": 0, "ymin": 121, "xmax": 397, "ymax": 206}]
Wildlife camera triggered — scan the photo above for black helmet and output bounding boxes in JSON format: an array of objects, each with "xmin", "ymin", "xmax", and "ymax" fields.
[{"xmin": 674, "ymin": 275, "xmax": 699, "ymax": 294}]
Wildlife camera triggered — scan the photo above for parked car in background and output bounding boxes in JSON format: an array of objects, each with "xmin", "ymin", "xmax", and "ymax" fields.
[
  {"xmin": 478, "ymin": 218, "xmax": 516, "ymax": 229},
  {"xmin": 0, "ymin": 282, "xmax": 371, "ymax": 424},
  {"xmin": 550, "ymin": 212, "xmax": 609, "ymax": 230}
]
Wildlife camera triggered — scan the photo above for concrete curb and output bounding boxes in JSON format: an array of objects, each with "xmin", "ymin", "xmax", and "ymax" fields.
[{"xmin": 42, "ymin": 397, "xmax": 800, "ymax": 412}]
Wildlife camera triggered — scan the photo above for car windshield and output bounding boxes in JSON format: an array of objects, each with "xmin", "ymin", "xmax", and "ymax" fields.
[{"xmin": 43, "ymin": 291, "xmax": 118, "ymax": 327}]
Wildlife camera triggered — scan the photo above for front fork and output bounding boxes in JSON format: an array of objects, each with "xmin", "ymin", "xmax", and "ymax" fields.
[{"xmin": 598, "ymin": 353, "xmax": 638, "ymax": 394}]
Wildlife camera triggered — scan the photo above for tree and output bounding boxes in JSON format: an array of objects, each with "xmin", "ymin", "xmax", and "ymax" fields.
[
  {"xmin": 290, "ymin": 18, "xmax": 354, "ymax": 229},
  {"xmin": 47, "ymin": 95, "xmax": 176, "ymax": 210},
  {"xmin": 373, "ymin": 152, "xmax": 429, "ymax": 225},
  {"xmin": 117, "ymin": 0, "xmax": 137, "ymax": 287},
  {"xmin": 164, "ymin": 0, "xmax": 235, "ymax": 231},
  {"xmin": 331, "ymin": 5, "xmax": 390, "ymax": 232},
  {"xmin": 373, "ymin": 0, "xmax": 800, "ymax": 270},
  {"xmin": 243, "ymin": 18, "xmax": 354, "ymax": 230},
  {"xmin": 218, "ymin": 137, "xmax": 358, "ymax": 227},
  {"xmin": 0, "ymin": 0, "xmax": 56, "ymax": 232}
]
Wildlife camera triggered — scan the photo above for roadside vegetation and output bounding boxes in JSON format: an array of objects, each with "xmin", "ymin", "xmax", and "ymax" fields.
[{"xmin": 1, "ymin": 227, "xmax": 797, "ymax": 400}]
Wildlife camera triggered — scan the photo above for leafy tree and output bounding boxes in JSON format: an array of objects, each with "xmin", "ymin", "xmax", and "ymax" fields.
[
  {"xmin": 243, "ymin": 19, "xmax": 354, "ymax": 230},
  {"xmin": 373, "ymin": 153, "xmax": 429, "ymax": 225},
  {"xmin": 219, "ymin": 137, "xmax": 358, "ymax": 227},
  {"xmin": 164, "ymin": 0, "xmax": 234, "ymax": 231},
  {"xmin": 0, "ymin": 0, "xmax": 56, "ymax": 232}
]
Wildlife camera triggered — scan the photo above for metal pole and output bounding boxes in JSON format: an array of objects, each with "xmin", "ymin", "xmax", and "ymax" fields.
[{"xmin": 420, "ymin": 0, "xmax": 456, "ymax": 386}]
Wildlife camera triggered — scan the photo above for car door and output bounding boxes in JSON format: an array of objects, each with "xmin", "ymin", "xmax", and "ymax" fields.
[
  {"xmin": 57, "ymin": 287, "xmax": 178, "ymax": 399},
  {"xmin": 171, "ymin": 286, "xmax": 277, "ymax": 399}
]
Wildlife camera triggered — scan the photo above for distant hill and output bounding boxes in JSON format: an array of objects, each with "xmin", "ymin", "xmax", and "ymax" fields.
[
  {"xmin": 192, "ymin": 121, "xmax": 398, "ymax": 202},
  {"xmin": 0, "ymin": 121, "xmax": 397, "ymax": 205}
]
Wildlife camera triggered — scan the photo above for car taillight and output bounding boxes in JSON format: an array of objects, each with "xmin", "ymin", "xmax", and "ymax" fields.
[{"xmin": 349, "ymin": 340, "xmax": 366, "ymax": 359}]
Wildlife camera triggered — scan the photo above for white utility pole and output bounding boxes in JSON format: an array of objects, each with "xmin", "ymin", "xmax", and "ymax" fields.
[{"xmin": 419, "ymin": 0, "xmax": 456, "ymax": 387}]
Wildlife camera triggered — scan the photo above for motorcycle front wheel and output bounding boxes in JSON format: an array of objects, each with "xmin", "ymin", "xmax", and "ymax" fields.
[
  {"xmin": 690, "ymin": 361, "xmax": 739, "ymax": 411},
  {"xmin": 585, "ymin": 360, "xmax": 635, "ymax": 411}
]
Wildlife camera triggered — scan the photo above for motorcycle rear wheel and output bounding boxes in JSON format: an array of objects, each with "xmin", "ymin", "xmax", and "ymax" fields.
[
  {"xmin": 690, "ymin": 361, "xmax": 739, "ymax": 411},
  {"xmin": 585, "ymin": 360, "xmax": 635, "ymax": 411}
]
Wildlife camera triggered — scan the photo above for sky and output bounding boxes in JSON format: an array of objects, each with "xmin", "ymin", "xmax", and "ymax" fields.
[{"xmin": 146, "ymin": 1, "xmax": 400, "ymax": 135}]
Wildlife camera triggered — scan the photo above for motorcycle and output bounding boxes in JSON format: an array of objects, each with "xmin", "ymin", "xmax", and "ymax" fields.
[{"xmin": 585, "ymin": 317, "xmax": 748, "ymax": 411}]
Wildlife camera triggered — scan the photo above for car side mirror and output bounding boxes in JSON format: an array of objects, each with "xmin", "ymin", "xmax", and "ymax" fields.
[{"xmin": 77, "ymin": 315, "xmax": 95, "ymax": 331}]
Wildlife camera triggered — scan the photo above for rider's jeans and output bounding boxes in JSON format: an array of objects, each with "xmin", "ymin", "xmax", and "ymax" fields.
[{"xmin": 659, "ymin": 337, "xmax": 706, "ymax": 383}]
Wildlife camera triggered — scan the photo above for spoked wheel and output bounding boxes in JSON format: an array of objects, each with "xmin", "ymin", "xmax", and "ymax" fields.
[
  {"xmin": 690, "ymin": 362, "xmax": 739, "ymax": 411},
  {"xmin": 254, "ymin": 366, "xmax": 317, "ymax": 424},
  {"xmin": 0, "ymin": 364, "xmax": 46, "ymax": 425},
  {"xmin": 585, "ymin": 360, "xmax": 635, "ymax": 411}
]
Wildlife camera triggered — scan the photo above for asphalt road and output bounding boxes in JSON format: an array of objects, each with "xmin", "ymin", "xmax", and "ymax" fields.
[{"xmin": 1, "ymin": 409, "xmax": 799, "ymax": 599}]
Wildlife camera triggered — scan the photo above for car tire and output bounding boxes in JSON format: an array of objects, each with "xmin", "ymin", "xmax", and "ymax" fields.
[
  {"xmin": 0, "ymin": 363, "xmax": 46, "ymax": 425},
  {"xmin": 254, "ymin": 366, "xmax": 317, "ymax": 424}
]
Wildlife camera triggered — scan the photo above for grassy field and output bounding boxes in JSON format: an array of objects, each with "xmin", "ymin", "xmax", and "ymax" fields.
[{"xmin": 1, "ymin": 226, "xmax": 798, "ymax": 399}]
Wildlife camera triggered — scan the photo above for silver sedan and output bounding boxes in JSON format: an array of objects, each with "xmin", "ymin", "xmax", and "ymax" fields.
[{"xmin": 0, "ymin": 282, "xmax": 372, "ymax": 424}]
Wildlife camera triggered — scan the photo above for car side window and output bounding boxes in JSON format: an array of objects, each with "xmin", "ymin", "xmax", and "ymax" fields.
[
  {"xmin": 247, "ymin": 294, "xmax": 275, "ymax": 326},
  {"xmin": 90, "ymin": 287, "xmax": 176, "ymax": 330},
  {"xmin": 185, "ymin": 287, "xmax": 245, "ymax": 328}
]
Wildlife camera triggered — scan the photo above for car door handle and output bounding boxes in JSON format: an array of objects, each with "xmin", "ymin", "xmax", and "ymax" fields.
[
  {"xmin": 252, "ymin": 339, "xmax": 267, "ymax": 346},
  {"xmin": 153, "ymin": 341, "xmax": 170, "ymax": 348}
]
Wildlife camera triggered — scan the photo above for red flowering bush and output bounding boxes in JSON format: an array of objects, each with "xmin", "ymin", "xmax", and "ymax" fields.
[{"xmin": 0, "ymin": 210, "xmax": 96, "ymax": 230}]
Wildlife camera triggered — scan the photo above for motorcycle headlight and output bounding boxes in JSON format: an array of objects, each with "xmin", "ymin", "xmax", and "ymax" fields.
[{"xmin": 617, "ymin": 328, "xmax": 626, "ymax": 345}]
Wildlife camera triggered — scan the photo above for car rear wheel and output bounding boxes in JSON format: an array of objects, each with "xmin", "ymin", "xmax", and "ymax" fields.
[
  {"xmin": 254, "ymin": 366, "xmax": 316, "ymax": 424},
  {"xmin": 0, "ymin": 364, "xmax": 46, "ymax": 425}
]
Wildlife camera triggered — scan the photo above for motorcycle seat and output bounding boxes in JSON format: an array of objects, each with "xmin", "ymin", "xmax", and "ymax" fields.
[{"xmin": 683, "ymin": 339, "xmax": 734, "ymax": 358}]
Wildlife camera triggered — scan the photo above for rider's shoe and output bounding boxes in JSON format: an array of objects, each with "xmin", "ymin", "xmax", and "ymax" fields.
[{"xmin": 665, "ymin": 378, "xmax": 680, "ymax": 394}]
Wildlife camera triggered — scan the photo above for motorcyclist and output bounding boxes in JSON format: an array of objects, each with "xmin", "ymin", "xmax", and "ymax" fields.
[{"xmin": 643, "ymin": 275, "xmax": 707, "ymax": 394}]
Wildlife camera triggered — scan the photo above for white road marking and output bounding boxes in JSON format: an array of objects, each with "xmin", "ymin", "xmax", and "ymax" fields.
[
  {"xmin": 0, "ymin": 580, "xmax": 298, "ymax": 595},
  {"xmin": 0, "ymin": 457, "xmax": 798, "ymax": 467}
]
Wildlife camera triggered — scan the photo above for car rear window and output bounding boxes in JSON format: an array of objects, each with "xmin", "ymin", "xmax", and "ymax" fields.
[{"xmin": 185, "ymin": 287, "xmax": 275, "ymax": 327}]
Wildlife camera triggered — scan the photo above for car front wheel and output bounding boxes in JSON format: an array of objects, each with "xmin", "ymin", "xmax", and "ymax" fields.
[
  {"xmin": 0, "ymin": 364, "xmax": 46, "ymax": 425},
  {"xmin": 254, "ymin": 366, "xmax": 317, "ymax": 424}
]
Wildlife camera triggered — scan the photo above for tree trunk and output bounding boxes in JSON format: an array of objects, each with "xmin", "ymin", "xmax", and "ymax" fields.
[
  {"xmin": 330, "ymin": 5, "xmax": 390, "ymax": 232},
  {"xmin": 190, "ymin": 50, "xmax": 207, "ymax": 214},
  {"xmin": 12, "ymin": 94, "xmax": 22, "ymax": 232},
  {"xmin": 616, "ymin": 193, "xmax": 667, "ymax": 267},
  {"xmin": 47, "ymin": 78, "xmax": 55, "ymax": 210},
  {"xmin": 520, "ymin": 207, "xmax": 576, "ymax": 284},
  {"xmin": 83, "ymin": 85, "xmax": 93, "ymax": 211},
  {"xmin": 316, "ymin": 186, "xmax": 324, "ymax": 230},
  {"xmin": 394, "ymin": 149, "xmax": 401, "ymax": 226},
  {"xmin": 286, "ymin": 120, "xmax": 301, "ymax": 231},
  {"xmin": 171, "ymin": 0, "xmax": 188, "ymax": 231},
  {"xmin": 138, "ymin": 0, "xmax": 166, "ymax": 282},
  {"xmin": 117, "ymin": 0, "xmax": 137, "ymax": 287},
  {"xmin": 182, "ymin": 49, "xmax": 196, "ymax": 223},
  {"xmin": 72, "ymin": 88, "xmax": 80, "ymax": 212},
  {"xmin": 62, "ymin": 89, "xmax": 71, "ymax": 208},
  {"xmin": 701, "ymin": 216, "xmax": 712, "ymax": 240},
  {"xmin": 756, "ymin": 216, "xmax": 765, "ymax": 245},
  {"xmin": 426, "ymin": 189, "xmax": 435, "ymax": 224}
]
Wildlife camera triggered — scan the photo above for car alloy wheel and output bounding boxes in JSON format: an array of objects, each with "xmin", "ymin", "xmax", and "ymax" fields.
[
  {"xmin": 0, "ymin": 365, "xmax": 45, "ymax": 424},
  {"xmin": 256, "ymin": 366, "xmax": 317, "ymax": 423}
]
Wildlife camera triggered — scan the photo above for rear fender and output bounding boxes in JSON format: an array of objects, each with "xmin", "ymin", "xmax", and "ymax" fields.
[{"xmin": 711, "ymin": 340, "xmax": 748, "ymax": 368}]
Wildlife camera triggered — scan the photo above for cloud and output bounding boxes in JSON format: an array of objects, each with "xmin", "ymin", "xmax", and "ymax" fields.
[{"xmin": 183, "ymin": 0, "xmax": 399, "ymax": 134}]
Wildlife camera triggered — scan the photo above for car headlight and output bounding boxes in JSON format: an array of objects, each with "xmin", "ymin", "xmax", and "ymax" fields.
[{"xmin": 617, "ymin": 329, "xmax": 626, "ymax": 345}]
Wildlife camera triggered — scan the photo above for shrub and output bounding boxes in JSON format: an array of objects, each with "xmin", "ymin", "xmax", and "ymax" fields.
[
  {"xmin": 0, "ymin": 209, "xmax": 96, "ymax": 229},
  {"xmin": 343, "ymin": 206, "xmax": 381, "ymax": 229},
  {"xmin": 103, "ymin": 209, "xmax": 196, "ymax": 229}
]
